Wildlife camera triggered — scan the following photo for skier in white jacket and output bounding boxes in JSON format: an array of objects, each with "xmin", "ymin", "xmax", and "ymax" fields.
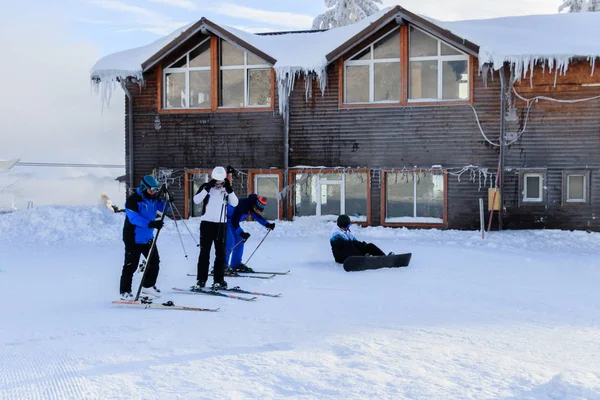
[{"xmin": 192, "ymin": 166, "xmax": 239, "ymax": 289}]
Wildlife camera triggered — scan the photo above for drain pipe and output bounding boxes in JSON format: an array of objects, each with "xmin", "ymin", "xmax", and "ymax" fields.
[
  {"xmin": 120, "ymin": 79, "xmax": 134, "ymax": 193},
  {"xmin": 283, "ymin": 97, "xmax": 290, "ymax": 221},
  {"xmin": 498, "ymin": 66, "xmax": 506, "ymax": 230}
]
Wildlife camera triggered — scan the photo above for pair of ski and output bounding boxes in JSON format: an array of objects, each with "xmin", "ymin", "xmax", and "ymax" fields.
[
  {"xmin": 186, "ymin": 270, "xmax": 290, "ymax": 280},
  {"xmin": 172, "ymin": 286, "xmax": 282, "ymax": 301},
  {"xmin": 112, "ymin": 297, "xmax": 219, "ymax": 312}
]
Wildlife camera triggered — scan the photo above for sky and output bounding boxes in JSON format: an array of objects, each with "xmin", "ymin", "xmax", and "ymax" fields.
[{"xmin": 0, "ymin": 0, "xmax": 563, "ymax": 209}]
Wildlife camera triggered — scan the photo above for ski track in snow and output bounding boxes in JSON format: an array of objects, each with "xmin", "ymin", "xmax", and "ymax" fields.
[{"xmin": 1, "ymin": 206, "xmax": 600, "ymax": 399}]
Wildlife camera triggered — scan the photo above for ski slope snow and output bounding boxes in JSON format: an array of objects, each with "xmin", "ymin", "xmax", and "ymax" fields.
[{"xmin": 1, "ymin": 206, "xmax": 599, "ymax": 399}]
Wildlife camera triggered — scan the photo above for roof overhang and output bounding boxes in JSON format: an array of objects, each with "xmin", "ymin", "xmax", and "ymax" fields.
[
  {"xmin": 141, "ymin": 17, "xmax": 277, "ymax": 73},
  {"xmin": 326, "ymin": 5, "xmax": 479, "ymax": 64}
]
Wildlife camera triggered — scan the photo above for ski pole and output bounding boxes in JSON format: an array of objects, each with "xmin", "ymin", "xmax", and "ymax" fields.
[
  {"xmin": 243, "ymin": 229, "xmax": 271, "ymax": 265},
  {"xmin": 170, "ymin": 201, "xmax": 188, "ymax": 259},
  {"xmin": 226, "ymin": 239, "xmax": 244, "ymax": 256},
  {"xmin": 169, "ymin": 201, "xmax": 199, "ymax": 247},
  {"xmin": 135, "ymin": 185, "xmax": 168, "ymax": 302}
]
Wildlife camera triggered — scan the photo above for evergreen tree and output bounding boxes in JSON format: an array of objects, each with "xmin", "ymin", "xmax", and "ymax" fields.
[
  {"xmin": 312, "ymin": 0, "xmax": 383, "ymax": 30},
  {"xmin": 559, "ymin": 0, "xmax": 600, "ymax": 12}
]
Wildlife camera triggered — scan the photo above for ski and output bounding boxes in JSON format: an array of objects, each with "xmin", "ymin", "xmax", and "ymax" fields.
[
  {"xmin": 172, "ymin": 287, "xmax": 257, "ymax": 302},
  {"xmin": 112, "ymin": 300, "xmax": 219, "ymax": 312},
  {"xmin": 237, "ymin": 270, "xmax": 290, "ymax": 275},
  {"xmin": 220, "ymin": 286, "xmax": 281, "ymax": 298},
  {"xmin": 187, "ymin": 273, "xmax": 275, "ymax": 280}
]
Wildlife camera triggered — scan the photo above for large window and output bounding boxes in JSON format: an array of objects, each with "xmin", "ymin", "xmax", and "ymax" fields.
[
  {"xmin": 409, "ymin": 27, "xmax": 469, "ymax": 101},
  {"xmin": 385, "ymin": 171, "xmax": 445, "ymax": 224},
  {"xmin": 164, "ymin": 38, "xmax": 211, "ymax": 109},
  {"xmin": 293, "ymin": 171, "xmax": 369, "ymax": 221},
  {"xmin": 220, "ymin": 39, "xmax": 271, "ymax": 108},
  {"xmin": 344, "ymin": 29, "xmax": 401, "ymax": 104}
]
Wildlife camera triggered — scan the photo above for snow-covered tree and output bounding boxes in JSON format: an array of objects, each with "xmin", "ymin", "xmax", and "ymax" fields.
[
  {"xmin": 558, "ymin": 0, "xmax": 600, "ymax": 12},
  {"xmin": 312, "ymin": 0, "xmax": 383, "ymax": 30}
]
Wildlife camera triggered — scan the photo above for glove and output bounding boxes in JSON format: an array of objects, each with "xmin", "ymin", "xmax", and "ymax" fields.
[
  {"xmin": 240, "ymin": 231, "xmax": 251, "ymax": 242},
  {"xmin": 204, "ymin": 179, "xmax": 217, "ymax": 192},
  {"xmin": 223, "ymin": 178, "xmax": 233, "ymax": 194},
  {"xmin": 265, "ymin": 222, "xmax": 275, "ymax": 230},
  {"xmin": 148, "ymin": 220, "xmax": 164, "ymax": 230}
]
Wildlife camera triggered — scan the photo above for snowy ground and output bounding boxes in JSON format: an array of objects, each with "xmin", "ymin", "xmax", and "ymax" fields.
[{"xmin": 1, "ymin": 206, "xmax": 599, "ymax": 400}]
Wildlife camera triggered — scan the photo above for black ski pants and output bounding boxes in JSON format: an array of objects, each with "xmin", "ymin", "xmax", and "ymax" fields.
[
  {"xmin": 120, "ymin": 241, "xmax": 160, "ymax": 293},
  {"xmin": 355, "ymin": 241, "xmax": 385, "ymax": 257},
  {"xmin": 197, "ymin": 221, "xmax": 227, "ymax": 284}
]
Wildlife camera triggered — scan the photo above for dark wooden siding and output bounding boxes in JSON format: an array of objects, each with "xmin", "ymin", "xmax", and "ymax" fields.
[
  {"xmin": 289, "ymin": 59, "xmax": 600, "ymax": 230},
  {"xmin": 125, "ymin": 65, "xmax": 284, "ymax": 211},
  {"xmin": 289, "ymin": 60, "xmax": 502, "ymax": 229},
  {"xmin": 502, "ymin": 62, "xmax": 600, "ymax": 230}
]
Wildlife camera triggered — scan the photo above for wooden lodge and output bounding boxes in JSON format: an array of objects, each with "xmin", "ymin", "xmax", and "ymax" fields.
[{"xmin": 91, "ymin": 6, "xmax": 600, "ymax": 231}]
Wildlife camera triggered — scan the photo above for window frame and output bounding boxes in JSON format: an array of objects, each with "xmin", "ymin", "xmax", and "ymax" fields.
[
  {"xmin": 287, "ymin": 169, "xmax": 371, "ymax": 225},
  {"xmin": 158, "ymin": 36, "xmax": 275, "ymax": 114},
  {"xmin": 219, "ymin": 39, "xmax": 272, "ymax": 109},
  {"xmin": 162, "ymin": 38, "xmax": 212, "ymax": 110},
  {"xmin": 381, "ymin": 169, "xmax": 447, "ymax": 227},
  {"xmin": 338, "ymin": 25, "xmax": 473, "ymax": 110},
  {"xmin": 562, "ymin": 170, "xmax": 590, "ymax": 205},
  {"xmin": 248, "ymin": 169, "xmax": 284, "ymax": 221},
  {"xmin": 408, "ymin": 26, "xmax": 470, "ymax": 103},
  {"xmin": 520, "ymin": 171, "xmax": 545, "ymax": 204},
  {"xmin": 342, "ymin": 28, "xmax": 401, "ymax": 105}
]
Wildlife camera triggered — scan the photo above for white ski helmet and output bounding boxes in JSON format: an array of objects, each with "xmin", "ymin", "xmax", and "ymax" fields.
[{"xmin": 211, "ymin": 166, "xmax": 227, "ymax": 182}]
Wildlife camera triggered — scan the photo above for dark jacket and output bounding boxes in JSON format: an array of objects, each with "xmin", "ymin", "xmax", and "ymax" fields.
[
  {"xmin": 330, "ymin": 226, "xmax": 362, "ymax": 263},
  {"xmin": 227, "ymin": 194, "xmax": 268, "ymax": 233},
  {"xmin": 123, "ymin": 188, "xmax": 168, "ymax": 244}
]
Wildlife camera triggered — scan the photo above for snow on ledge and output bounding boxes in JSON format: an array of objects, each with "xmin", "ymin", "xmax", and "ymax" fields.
[
  {"xmin": 90, "ymin": 9, "xmax": 600, "ymax": 109},
  {"xmin": 440, "ymin": 12, "xmax": 600, "ymax": 79}
]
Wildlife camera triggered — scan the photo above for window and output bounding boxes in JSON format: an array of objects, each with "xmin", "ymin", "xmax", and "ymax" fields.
[
  {"xmin": 344, "ymin": 29, "xmax": 400, "ymax": 104},
  {"xmin": 563, "ymin": 171, "xmax": 589, "ymax": 204},
  {"xmin": 219, "ymin": 39, "xmax": 271, "ymax": 108},
  {"xmin": 254, "ymin": 174, "xmax": 280, "ymax": 220},
  {"xmin": 164, "ymin": 39, "xmax": 211, "ymax": 109},
  {"xmin": 385, "ymin": 171, "xmax": 445, "ymax": 224},
  {"xmin": 522, "ymin": 173, "xmax": 544, "ymax": 202},
  {"xmin": 293, "ymin": 172, "xmax": 369, "ymax": 221},
  {"xmin": 409, "ymin": 27, "xmax": 469, "ymax": 101}
]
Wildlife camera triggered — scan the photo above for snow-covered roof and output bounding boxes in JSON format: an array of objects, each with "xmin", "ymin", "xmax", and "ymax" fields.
[
  {"xmin": 90, "ymin": 6, "xmax": 600, "ymax": 108},
  {"xmin": 440, "ymin": 12, "xmax": 600, "ymax": 76},
  {"xmin": 90, "ymin": 9, "xmax": 393, "ymax": 82}
]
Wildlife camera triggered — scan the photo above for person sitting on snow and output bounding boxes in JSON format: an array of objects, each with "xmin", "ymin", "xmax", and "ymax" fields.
[
  {"xmin": 330, "ymin": 214, "xmax": 388, "ymax": 264},
  {"xmin": 226, "ymin": 194, "xmax": 275, "ymax": 273}
]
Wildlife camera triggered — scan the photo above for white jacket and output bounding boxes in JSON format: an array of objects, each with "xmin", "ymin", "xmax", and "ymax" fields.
[{"xmin": 193, "ymin": 186, "xmax": 239, "ymax": 223}]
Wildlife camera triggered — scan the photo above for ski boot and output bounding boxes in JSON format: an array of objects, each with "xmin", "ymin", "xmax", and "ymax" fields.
[
  {"xmin": 120, "ymin": 292, "xmax": 134, "ymax": 301},
  {"xmin": 191, "ymin": 280, "xmax": 206, "ymax": 291},
  {"xmin": 233, "ymin": 263, "xmax": 254, "ymax": 273},
  {"xmin": 211, "ymin": 280, "xmax": 228, "ymax": 290},
  {"xmin": 141, "ymin": 286, "xmax": 162, "ymax": 298}
]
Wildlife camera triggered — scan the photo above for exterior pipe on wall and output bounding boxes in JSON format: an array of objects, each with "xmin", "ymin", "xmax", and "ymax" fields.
[
  {"xmin": 498, "ymin": 65, "xmax": 506, "ymax": 230},
  {"xmin": 283, "ymin": 96, "xmax": 290, "ymax": 221}
]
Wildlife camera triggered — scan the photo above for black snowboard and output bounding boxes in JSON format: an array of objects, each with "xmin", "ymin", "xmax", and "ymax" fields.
[{"xmin": 343, "ymin": 253, "xmax": 412, "ymax": 272}]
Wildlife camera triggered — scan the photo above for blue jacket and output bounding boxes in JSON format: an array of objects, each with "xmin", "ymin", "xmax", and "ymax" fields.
[
  {"xmin": 227, "ymin": 194, "xmax": 268, "ymax": 234},
  {"xmin": 123, "ymin": 188, "xmax": 169, "ymax": 244}
]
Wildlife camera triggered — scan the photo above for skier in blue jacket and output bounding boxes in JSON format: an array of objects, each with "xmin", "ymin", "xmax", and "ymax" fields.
[
  {"xmin": 119, "ymin": 175, "xmax": 170, "ymax": 300},
  {"xmin": 226, "ymin": 194, "xmax": 275, "ymax": 272}
]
